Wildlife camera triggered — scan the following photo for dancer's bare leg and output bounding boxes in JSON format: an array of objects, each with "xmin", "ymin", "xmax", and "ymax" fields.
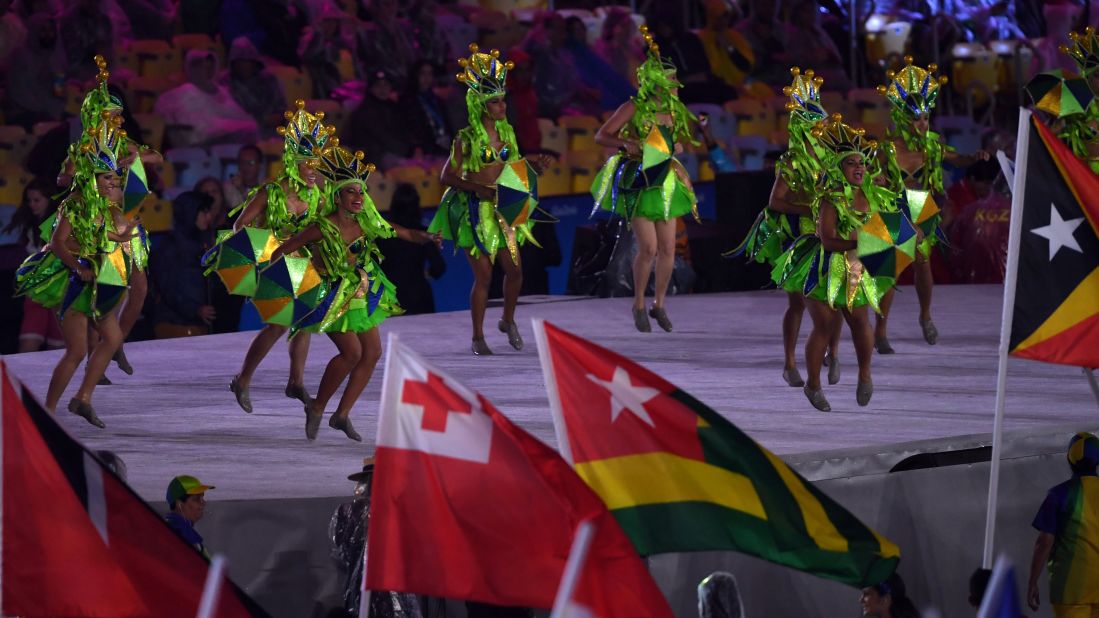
[
  {"xmin": 46, "ymin": 310, "xmax": 89, "ymax": 412},
  {"xmin": 236, "ymin": 324, "xmax": 288, "ymax": 387},
  {"xmin": 783, "ymin": 292, "xmax": 805, "ymax": 372},
  {"xmin": 466, "ymin": 251, "xmax": 492, "ymax": 341},
  {"xmin": 308, "ymin": 331, "xmax": 360, "ymax": 416},
  {"xmin": 331, "ymin": 328, "xmax": 382, "ymax": 420},
  {"xmin": 652, "ymin": 219, "xmax": 677, "ymax": 309},
  {"xmin": 74, "ymin": 313, "xmax": 122, "ymax": 403},
  {"xmin": 496, "ymin": 249, "xmax": 522, "ymax": 324},
  {"xmin": 631, "ymin": 217, "xmax": 656, "ymax": 310}
]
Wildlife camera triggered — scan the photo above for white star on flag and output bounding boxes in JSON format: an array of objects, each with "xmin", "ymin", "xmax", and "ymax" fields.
[
  {"xmin": 1031, "ymin": 202, "xmax": 1085, "ymax": 261},
  {"xmin": 585, "ymin": 366, "xmax": 659, "ymax": 427}
]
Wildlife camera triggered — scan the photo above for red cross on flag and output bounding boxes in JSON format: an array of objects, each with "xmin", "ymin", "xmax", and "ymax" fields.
[{"xmin": 366, "ymin": 336, "xmax": 673, "ymax": 617}]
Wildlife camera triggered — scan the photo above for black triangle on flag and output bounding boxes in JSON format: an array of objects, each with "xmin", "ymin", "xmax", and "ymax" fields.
[
  {"xmin": 1, "ymin": 361, "xmax": 270, "ymax": 618},
  {"xmin": 1009, "ymin": 115, "xmax": 1099, "ymax": 367}
]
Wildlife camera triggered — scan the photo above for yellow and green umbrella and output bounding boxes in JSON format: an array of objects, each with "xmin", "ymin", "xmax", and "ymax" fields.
[
  {"xmin": 1026, "ymin": 69, "xmax": 1094, "ymax": 118},
  {"xmin": 857, "ymin": 211, "xmax": 917, "ymax": 278},
  {"xmin": 122, "ymin": 156, "xmax": 151, "ymax": 215},
  {"xmin": 495, "ymin": 158, "xmax": 539, "ymax": 227},
  {"xmin": 252, "ymin": 255, "xmax": 330, "ymax": 327},
  {"xmin": 905, "ymin": 188, "xmax": 941, "ymax": 239},
  {"xmin": 201, "ymin": 227, "xmax": 279, "ymax": 296},
  {"xmin": 640, "ymin": 124, "xmax": 674, "ymax": 186}
]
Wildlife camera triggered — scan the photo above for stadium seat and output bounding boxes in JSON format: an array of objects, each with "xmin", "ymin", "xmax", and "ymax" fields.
[
  {"xmin": 386, "ymin": 165, "xmax": 428, "ymax": 184},
  {"xmin": 367, "ymin": 172, "xmax": 396, "ymax": 212},
  {"xmin": 866, "ymin": 21, "xmax": 911, "ymax": 66},
  {"xmin": 415, "ymin": 175, "xmax": 444, "ymax": 206},
  {"xmin": 559, "ymin": 115, "xmax": 601, "ymax": 152},
  {"xmin": 129, "ymin": 39, "xmax": 180, "ymax": 78},
  {"xmin": 138, "ymin": 196, "xmax": 173, "ymax": 232},
  {"xmin": 133, "ymin": 113, "xmax": 166, "ymax": 151},
  {"xmin": 848, "ymin": 88, "xmax": 891, "ymax": 125},
  {"xmin": 269, "ymin": 66, "xmax": 313, "ymax": 105},
  {"xmin": 538, "ymin": 161, "xmax": 572, "ymax": 197},
  {"xmin": 0, "ymin": 126, "xmax": 35, "ymax": 167},
  {"xmin": 538, "ymin": 118, "xmax": 569, "ymax": 155},
  {"xmin": 0, "ymin": 165, "xmax": 33, "ymax": 205},
  {"xmin": 126, "ymin": 76, "xmax": 172, "ymax": 114},
  {"xmin": 725, "ymin": 98, "xmax": 774, "ymax": 139},
  {"xmin": 172, "ymin": 33, "xmax": 223, "ymax": 67},
  {"xmin": 567, "ymin": 150, "xmax": 602, "ymax": 194},
  {"xmin": 166, "ymin": 147, "xmax": 222, "ymax": 188}
]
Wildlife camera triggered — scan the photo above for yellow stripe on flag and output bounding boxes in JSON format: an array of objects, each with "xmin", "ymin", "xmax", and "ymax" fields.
[
  {"xmin": 873, "ymin": 530, "xmax": 901, "ymax": 559},
  {"xmin": 1014, "ymin": 266, "xmax": 1099, "ymax": 352},
  {"xmin": 760, "ymin": 449, "xmax": 849, "ymax": 554},
  {"xmin": 575, "ymin": 453, "xmax": 767, "ymax": 521}
]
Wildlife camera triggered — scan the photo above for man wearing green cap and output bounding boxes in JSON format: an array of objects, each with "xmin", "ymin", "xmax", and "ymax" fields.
[
  {"xmin": 165, "ymin": 475, "xmax": 215, "ymax": 559},
  {"xmin": 1027, "ymin": 432, "xmax": 1099, "ymax": 617}
]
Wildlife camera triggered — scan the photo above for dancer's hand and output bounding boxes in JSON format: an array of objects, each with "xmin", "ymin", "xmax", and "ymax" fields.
[
  {"xmin": 75, "ymin": 265, "xmax": 94, "ymax": 282},
  {"xmin": 197, "ymin": 305, "xmax": 217, "ymax": 325},
  {"xmin": 530, "ymin": 154, "xmax": 554, "ymax": 175},
  {"xmin": 474, "ymin": 183, "xmax": 495, "ymax": 200},
  {"xmin": 425, "ymin": 231, "xmax": 443, "ymax": 249},
  {"xmin": 622, "ymin": 141, "xmax": 641, "ymax": 157},
  {"xmin": 973, "ymin": 149, "xmax": 991, "ymax": 161}
]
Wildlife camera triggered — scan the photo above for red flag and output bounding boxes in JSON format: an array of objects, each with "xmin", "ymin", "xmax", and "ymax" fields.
[
  {"xmin": 1, "ymin": 361, "xmax": 266, "ymax": 618},
  {"xmin": 366, "ymin": 337, "xmax": 673, "ymax": 617}
]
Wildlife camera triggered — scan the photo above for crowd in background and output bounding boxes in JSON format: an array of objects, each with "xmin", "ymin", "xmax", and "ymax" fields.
[{"xmin": 0, "ymin": 0, "xmax": 1060, "ymax": 350}]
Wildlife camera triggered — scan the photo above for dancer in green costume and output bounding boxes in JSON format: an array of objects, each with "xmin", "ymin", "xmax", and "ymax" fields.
[
  {"xmin": 270, "ymin": 144, "xmax": 437, "ymax": 441},
  {"xmin": 591, "ymin": 25, "xmax": 699, "ymax": 333},
  {"xmin": 1052, "ymin": 27, "xmax": 1099, "ymax": 173},
  {"xmin": 17, "ymin": 115, "xmax": 138, "ymax": 427},
  {"xmin": 772, "ymin": 115, "xmax": 899, "ymax": 411},
  {"xmin": 729, "ymin": 67, "xmax": 842, "ymax": 388},
  {"xmin": 429, "ymin": 44, "xmax": 551, "ymax": 356},
  {"xmin": 221, "ymin": 100, "xmax": 329, "ymax": 413},
  {"xmin": 873, "ymin": 58, "xmax": 988, "ymax": 352}
]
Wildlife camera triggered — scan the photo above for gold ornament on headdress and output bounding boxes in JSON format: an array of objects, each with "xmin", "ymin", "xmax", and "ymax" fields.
[
  {"xmin": 811, "ymin": 113, "xmax": 878, "ymax": 163},
  {"xmin": 276, "ymin": 99, "xmax": 336, "ymax": 159},
  {"xmin": 315, "ymin": 142, "xmax": 376, "ymax": 186},
  {"xmin": 1061, "ymin": 27, "xmax": 1099, "ymax": 75},
  {"xmin": 79, "ymin": 112, "xmax": 127, "ymax": 175},
  {"xmin": 784, "ymin": 67, "xmax": 826, "ymax": 121},
  {"xmin": 454, "ymin": 43, "xmax": 513, "ymax": 98},
  {"xmin": 877, "ymin": 57, "xmax": 948, "ymax": 117}
]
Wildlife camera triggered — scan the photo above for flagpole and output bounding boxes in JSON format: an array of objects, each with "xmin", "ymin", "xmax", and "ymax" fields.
[
  {"xmin": 549, "ymin": 519, "xmax": 596, "ymax": 618},
  {"xmin": 195, "ymin": 554, "xmax": 227, "ymax": 618},
  {"xmin": 1084, "ymin": 369, "xmax": 1099, "ymax": 409},
  {"xmin": 1, "ymin": 365, "xmax": 5, "ymax": 617},
  {"xmin": 982, "ymin": 108, "xmax": 1032, "ymax": 568},
  {"xmin": 532, "ymin": 319, "xmax": 574, "ymax": 463}
]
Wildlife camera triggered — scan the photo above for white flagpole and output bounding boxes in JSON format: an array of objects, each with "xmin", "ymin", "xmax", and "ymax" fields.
[
  {"xmin": 996, "ymin": 150, "xmax": 1015, "ymax": 188},
  {"xmin": 982, "ymin": 108, "xmax": 1032, "ymax": 568},
  {"xmin": 1, "ymin": 365, "xmax": 6, "ymax": 617},
  {"xmin": 532, "ymin": 319, "xmax": 575, "ymax": 464},
  {"xmin": 196, "ymin": 554, "xmax": 228, "ymax": 618},
  {"xmin": 358, "ymin": 551, "xmax": 371, "ymax": 618},
  {"xmin": 549, "ymin": 520, "xmax": 597, "ymax": 618}
]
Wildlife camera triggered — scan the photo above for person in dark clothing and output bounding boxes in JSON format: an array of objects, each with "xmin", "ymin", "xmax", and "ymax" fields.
[
  {"xmin": 150, "ymin": 191, "xmax": 217, "ymax": 338},
  {"xmin": 399, "ymin": 60, "xmax": 453, "ymax": 159},
  {"xmin": 646, "ymin": 5, "xmax": 736, "ymax": 104},
  {"xmin": 377, "ymin": 183, "xmax": 446, "ymax": 314},
  {"xmin": 347, "ymin": 70, "xmax": 411, "ymax": 169}
]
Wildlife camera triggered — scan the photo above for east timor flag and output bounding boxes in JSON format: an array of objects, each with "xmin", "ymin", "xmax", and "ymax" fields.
[
  {"xmin": 534, "ymin": 321, "xmax": 900, "ymax": 588},
  {"xmin": 1010, "ymin": 116, "xmax": 1099, "ymax": 367}
]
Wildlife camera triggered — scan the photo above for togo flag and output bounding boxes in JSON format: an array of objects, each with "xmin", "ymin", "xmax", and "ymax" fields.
[{"xmin": 533, "ymin": 320, "xmax": 900, "ymax": 588}]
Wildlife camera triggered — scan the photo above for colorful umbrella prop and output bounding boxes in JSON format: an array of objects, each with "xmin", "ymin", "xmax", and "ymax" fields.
[
  {"xmin": 641, "ymin": 124, "xmax": 674, "ymax": 185},
  {"xmin": 201, "ymin": 227, "xmax": 279, "ymax": 296},
  {"xmin": 253, "ymin": 255, "xmax": 330, "ymax": 327},
  {"xmin": 123, "ymin": 156, "xmax": 151, "ymax": 215},
  {"xmin": 857, "ymin": 211, "xmax": 918, "ymax": 278},
  {"xmin": 59, "ymin": 246, "xmax": 131, "ymax": 316},
  {"xmin": 904, "ymin": 188, "xmax": 941, "ymax": 239},
  {"xmin": 1025, "ymin": 69, "xmax": 1094, "ymax": 118},
  {"xmin": 495, "ymin": 158, "xmax": 538, "ymax": 227}
]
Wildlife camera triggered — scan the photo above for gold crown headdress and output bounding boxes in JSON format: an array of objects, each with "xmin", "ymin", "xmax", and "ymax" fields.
[
  {"xmin": 315, "ymin": 142, "xmax": 376, "ymax": 186},
  {"xmin": 1062, "ymin": 27, "xmax": 1099, "ymax": 75},
  {"xmin": 784, "ymin": 67, "xmax": 826, "ymax": 122},
  {"xmin": 455, "ymin": 44, "xmax": 513, "ymax": 98},
  {"xmin": 811, "ymin": 113, "xmax": 878, "ymax": 164},
  {"xmin": 277, "ymin": 99, "xmax": 336, "ymax": 159},
  {"xmin": 78, "ymin": 112, "xmax": 126, "ymax": 176},
  {"xmin": 877, "ymin": 57, "xmax": 948, "ymax": 117}
]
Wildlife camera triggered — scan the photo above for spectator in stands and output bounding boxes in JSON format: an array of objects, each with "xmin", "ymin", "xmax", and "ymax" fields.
[
  {"xmin": 298, "ymin": 2, "xmax": 357, "ymax": 99},
  {"xmin": 945, "ymin": 159, "xmax": 999, "ymax": 228},
  {"xmin": 968, "ymin": 567, "xmax": 992, "ymax": 610},
  {"xmin": 1027, "ymin": 432, "xmax": 1099, "ymax": 616},
  {"xmin": 785, "ymin": 0, "xmax": 851, "ymax": 92},
  {"xmin": 154, "ymin": 49, "xmax": 259, "ymax": 148},
  {"xmin": 860, "ymin": 572, "xmax": 921, "ymax": 618},
  {"xmin": 59, "ymin": 0, "xmax": 127, "ymax": 81},
  {"xmin": 151, "ymin": 191, "xmax": 217, "ymax": 338},
  {"xmin": 505, "ymin": 47, "xmax": 543, "ymax": 155},
  {"xmin": 0, "ymin": 0, "xmax": 27, "ymax": 75},
  {"xmin": 116, "ymin": 0, "xmax": 176, "ymax": 40},
  {"xmin": 164, "ymin": 474, "xmax": 214, "ymax": 557},
  {"xmin": 524, "ymin": 11, "xmax": 600, "ymax": 118},
  {"xmin": 400, "ymin": 60, "xmax": 454, "ymax": 160},
  {"xmin": 594, "ymin": 7, "xmax": 644, "ymax": 88},
  {"xmin": 356, "ymin": 0, "xmax": 417, "ymax": 85},
  {"xmin": 4, "ymin": 11, "xmax": 66, "ymax": 128},
  {"xmin": 6, "ymin": 178, "xmax": 62, "ymax": 353},
  {"xmin": 377, "ymin": 184, "xmax": 445, "ymax": 314},
  {"xmin": 648, "ymin": 4, "xmax": 736, "ymax": 104},
  {"xmin": 409, "ymin": 0, "xmax": 450, "ymax": 70},
  {"xmin": 221, "ymin": 36, "xmax": 287, "ymax": 130},
  {"xmin": 222, "ymin": 143, "xmax": 264, "ymax": 209},
  {"xmin": 347, "ymin": 70, "xmax": 411, "ymax": 169},
  {"xmin": 699, "ymin": 0, "xmax": 756, "ymax": 96},
  {"xmin": 564, "ymin": 15, "xmax": 634, "ymax": 112},
  {"xmin": 195, "ymin": 176, "xmax": 229, "ymax": 229},
  {"xmin": 1036, "ymin": 2, "xmax": 1083, "ymax": 75},
  {"xmin": 734, "ymin": 0, "xmax": 795, "ymax": 89}
]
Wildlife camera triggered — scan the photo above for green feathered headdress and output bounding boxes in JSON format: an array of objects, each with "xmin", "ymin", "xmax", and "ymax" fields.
[
  {"xmin": 878, "ymin": 57, "xmax": 947, "ymax": 120},
  {"xmin": 811, "ymin": 113, "xmax": 877, "ymax": 179},
  {"xmin": 784, "ymin": 67, "xmax": 827, "ymax": 128},
  {"xmin": 65, "ymin": 114, "xmax": 126, "ymax": 255},
  {"xmin": 276, "ymin": 99, "xmax": 335, "ymax": 193},
  {"xmin": 453, "ymin": 43, "xmax": 520, "ymax": 173},
  {"xmin": 631, "ymin": 25, "xmax": 697, "ymax": 146},
  {"xmin": 1062, "ymin": 27, "xmax": 1099, "ymax": 76},
  {"xmin": 79, "ymin": 55, "xmax": 123, "ymax": 132}
]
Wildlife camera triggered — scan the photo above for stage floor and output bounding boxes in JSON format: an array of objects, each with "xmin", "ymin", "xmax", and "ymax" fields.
[{"xmin": 6, "ymin": 284, "xmax": 1096, "ymax": 504}]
